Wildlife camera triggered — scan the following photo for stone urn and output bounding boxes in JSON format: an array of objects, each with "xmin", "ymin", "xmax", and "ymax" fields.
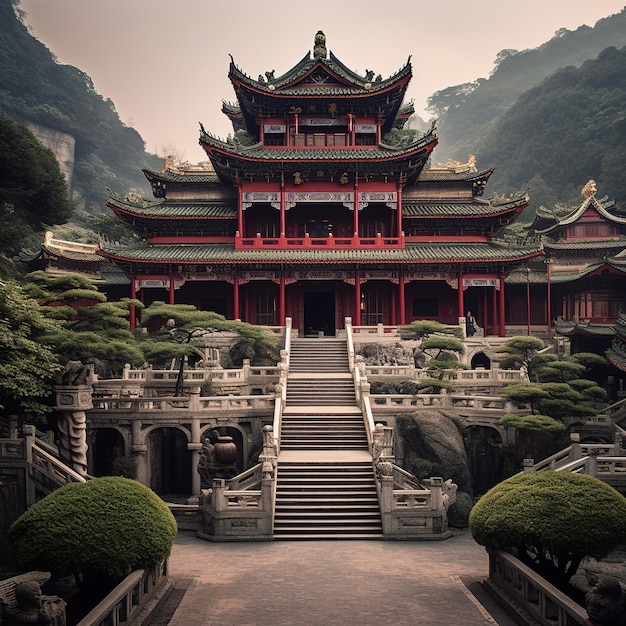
[{"xmin": 214, "ymin": 435, "xmax": 237, "ymax": 465}]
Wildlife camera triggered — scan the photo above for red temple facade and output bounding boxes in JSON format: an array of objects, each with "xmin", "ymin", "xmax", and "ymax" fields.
[{"xmin": 99, "ymin": 32, "xmax": 541, "ymax": 336}]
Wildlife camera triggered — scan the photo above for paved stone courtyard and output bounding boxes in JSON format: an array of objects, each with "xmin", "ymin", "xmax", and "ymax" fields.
[{"xmin": 156, "ymin": 528, "xmax": 518, "ymax": 625}]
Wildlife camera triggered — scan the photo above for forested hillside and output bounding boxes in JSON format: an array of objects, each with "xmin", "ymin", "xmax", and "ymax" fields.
[
  {"xmin": 0, "ymin": 0, "xmax": 160, "ymax": 213},
  {"xmin": 430, "ymin": 7, "xmax": 626, "ymax": 167},
  {"xmin": 475, "ymin": 46, "xmax": 626, "ymax": 211},
  {"xmin": 424, "ymin": 6, "xmax": 626, "ymax": 214}
]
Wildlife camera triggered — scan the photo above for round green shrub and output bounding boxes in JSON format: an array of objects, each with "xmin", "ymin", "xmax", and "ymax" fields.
[
  {"xmin": 469, "ymin": 471, "xmax": 626, "ymax": 583},
  {"xmin": 9, "ymin": 476, "xmax": 177, "ymax": 581}
]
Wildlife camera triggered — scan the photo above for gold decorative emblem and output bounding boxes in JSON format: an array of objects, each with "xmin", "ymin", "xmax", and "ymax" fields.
[{"xmin": 581, "ymin": 179, "xmax": 597, "ymax": 199}]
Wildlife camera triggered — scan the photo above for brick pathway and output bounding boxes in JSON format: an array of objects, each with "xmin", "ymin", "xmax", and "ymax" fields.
[{"xmin": 155, "ymin": 528, "xmax": 518, "ymax": 625}]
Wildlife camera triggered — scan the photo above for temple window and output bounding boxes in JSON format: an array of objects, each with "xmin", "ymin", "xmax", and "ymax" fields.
[{"xmin": 256, "ymin": 291, "xmax": 276, "ymax": 326}]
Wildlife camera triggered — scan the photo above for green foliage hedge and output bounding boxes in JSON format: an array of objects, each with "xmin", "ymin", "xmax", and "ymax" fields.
[
  {"xmin": 470, "ymin": 471, "xmax": 626, "ymax": 582},
  {"xmin": 9, "ymin": 476, "xmax": 177, "ymax": 581}
]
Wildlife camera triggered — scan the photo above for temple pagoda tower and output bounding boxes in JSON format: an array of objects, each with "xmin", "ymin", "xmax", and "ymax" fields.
[{"xmin": 100, "ymin": 32, "xmax": 541, "ymax": 336}]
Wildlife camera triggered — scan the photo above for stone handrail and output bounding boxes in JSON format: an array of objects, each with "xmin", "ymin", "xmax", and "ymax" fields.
[
  {"xmin": 365, "ymin": 365, "xmax": 525, "ymax": 385},
  {"xmin": 272, "ymin": 317, "xmax": 291, "ymax": 454},
  {"xmin": 31, "ymin": 441, "xmax": 87, "ymax": 486},
  {"xmin": 91, "ymin": 394, "xmax": 275, "ymax": 414},
  {"xmin": 487, "ymin": 550, "xmax": 588, "ymax": 625},
  {"xmin": 76, "ymin": 563, "xmax": 168, "ymax": 626},
  {"xmin": 120, "ymin": 363, "xmax": 280, "ymax": 383},
  {"xmin": 604, "ymin": 396, "xmax": 626, "ymax": 423},
  {"xmin": 346, "ymin": 317, "xmax": 376, "ymax": 451}
]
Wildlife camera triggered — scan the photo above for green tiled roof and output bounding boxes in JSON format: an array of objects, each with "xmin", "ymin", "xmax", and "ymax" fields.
[
  {"xmin": 535, "ymin": 196, "xmax": 626, "ymax": 234},
  {"xmin": 544, "ymin": 238, "xmax": 626, "ymax": 251},
  {"xmin": 549, "ymin": 258, "xmax": 626, "ymax": 283},
  {"xmin": 417, "ymin": 168, "xmax": 493, "ymax": 182},
  {"xmin": 554, "ymin": 319, "xmax": 616, "ymax": 337},
  {"xmin": 229, "ymin": 49, "xmax": 411, "ymax": 95},
  {"xmin": 142, "ymin": 167, "xmax": 222, "ymax": 185},
  {"xmin": 99, "ymin": 241, "xmax": 541, "ymax": 265},
  {"xmin": 200, "ymin": 130, "xmax": 436, "ymax": 162},
  {"xmin": 107, "ymin": 195, "xmax": 236, "ymax": 219},
  {"xmin": 403, "ymin": 198, "xmax": 525, "ymax": 218}
]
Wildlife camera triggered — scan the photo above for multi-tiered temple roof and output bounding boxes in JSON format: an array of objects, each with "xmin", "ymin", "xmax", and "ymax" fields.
[{"xmin": 98, "ymin": 31, "xmax": 542, "ymax": 335}]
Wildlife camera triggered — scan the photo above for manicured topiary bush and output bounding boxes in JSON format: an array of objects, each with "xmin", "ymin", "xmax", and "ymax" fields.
[
  {"xmin": 9, "ymin": 476, "xmax": 177, "ymax": 584},
  {"xmin": 469, "ymin": 471, "xmax": 626, "ymax": 586}
]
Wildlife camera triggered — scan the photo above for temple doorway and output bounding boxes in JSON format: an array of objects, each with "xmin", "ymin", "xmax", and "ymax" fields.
[
  {"xmin": 148, "ymin": 427, "xmax": 192, "ymax": 496},
  {"xmin": 304, "ymin": 291, "xmax": 335, "ymax": 336},
  {"xmin": 90, "ymin": 428, "xmax": 125, "ymax": 477}
]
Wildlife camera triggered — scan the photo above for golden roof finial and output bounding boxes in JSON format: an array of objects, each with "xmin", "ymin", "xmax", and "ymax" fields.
[{"xmin": 581, "ymin": 179, "xmax": 597, "ymax": 199}]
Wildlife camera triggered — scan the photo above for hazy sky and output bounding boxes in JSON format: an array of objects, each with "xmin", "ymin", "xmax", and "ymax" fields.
[{"xmin": 18, "ymin": 0, "xmax": 626, "ymax": 162}]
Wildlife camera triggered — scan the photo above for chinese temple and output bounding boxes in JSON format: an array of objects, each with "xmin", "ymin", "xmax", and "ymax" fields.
[
  {"xmin": 526, "ymin": 181, "xmax": 626, "ymax": 354},
  {"xmin": 100, "ymin": 31, "xmax": 541, "ymax": 336}
]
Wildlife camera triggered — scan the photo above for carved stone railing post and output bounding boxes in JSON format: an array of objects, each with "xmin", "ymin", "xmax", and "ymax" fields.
[
  {"xmin": 522, "ymin": 458, "xmax": 535, "ymax": 472},
  {"xmin": 212, "ymin": 479, "xmax": 226, "ymax": 512},
  {"xmin": 570, "ymin": 432, "xmax": 582, "ymax": 461},
  {"xmin": 54, "ymin": 363, "xmax": 94, "ymax": 477},
  {"xmin": 429, "ymin": 477, "xmax": 443, "ymax": 510}
]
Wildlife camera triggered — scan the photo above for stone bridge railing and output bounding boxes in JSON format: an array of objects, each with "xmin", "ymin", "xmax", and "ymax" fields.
[
  {"xmin": 76, "ymin": 563, "xmax": 169, "ymax": 626},
  {"xmin": 523, "ymin": 433, "xmax": 626, "ymax": 491},
  {"xmin": 91, "ymin": 393, "xmax": 276, "ymax": 416},
  {"xmin": 486, "ymin": 550, "xmax": 588, "ymax": 626}
]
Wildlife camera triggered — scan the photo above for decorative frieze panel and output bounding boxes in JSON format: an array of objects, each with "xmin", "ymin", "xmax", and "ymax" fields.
[
  {"xmin": 287, "ymin": 270, "xmax": 352, "ymax": 281},
  {"xmin": 358, "ymin": 191, "xmax": 397, "ymax": 211},
  {"xmin": 286, "ymin": 191, "xmax": 354, "ymax": 205},
  {"xmin": 135, "ymin": 278, "xmax": 185, "ymax": 290},
  {"xmin": 463, "ymin": 277, "xmax": 500, "ymax": 289},
  {"xmin": 242, "ymin": 191, "xmax": 281, "ymax": 210}
]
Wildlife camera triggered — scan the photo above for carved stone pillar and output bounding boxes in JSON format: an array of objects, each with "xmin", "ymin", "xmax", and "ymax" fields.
[{"xmin": 54, "ymin": 367, "xmax": 93, "ymax": 477}]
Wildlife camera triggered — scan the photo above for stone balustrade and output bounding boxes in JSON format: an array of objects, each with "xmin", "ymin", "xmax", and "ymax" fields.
[
  {"xmin": 91, "ymin": 394, "xmax": 275, "ymax": 415},
  {"xmin": 486, "ymin": 550, "xmax": 588, "ymax": 626},
  {"xmin": 76, "ymin": 563, "xmax": 169, "ymax": 626}
]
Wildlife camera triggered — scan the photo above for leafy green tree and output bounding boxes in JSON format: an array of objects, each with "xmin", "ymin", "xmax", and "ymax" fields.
[
  {"xmin": 0, "ymin": 280, "xmax": 62, "ymax": 423},
  {"xmin": 139, "ymin": 302, "xmax": 280, "ymax": 395},
  {"xmin": 500, "ymin": 382, "xmax": 550, "ymax": 414},
  {"xmin": 22, "ymin": 271, "xmax": 144, "ymax": 377},
  {"xmin": 0, "ymin": 113, "xmax": 73, "ymax": 270},
  {"xmin": 493, "ymin": 335, "xmax": 545, "ymax": 380},
  {"xmin": 470, "ymin": 471, "xmax": 626, "ymax": 586},
  {"xmin": 399, "ymin": 320, "xmax": 465, "ymax": 387},
  {"xmin": 9, "ymin": 476, "xmax": 177, "ymax": 586},
  {"xmin": 499, "ymin": 413, "xmax": 565, "ymax": 457}
]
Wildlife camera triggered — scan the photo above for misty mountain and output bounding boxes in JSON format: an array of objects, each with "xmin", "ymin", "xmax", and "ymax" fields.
[
  {"xmin": 430, "ymin": 6, "xmax": 626, "ymax": 164},
  {"xmin": 0, "ymin": 0, "xmax": 160, "ymax": 215},
  {"xmin": 423, "ymin": 6, "xmax": 626, "ymax": 214}
]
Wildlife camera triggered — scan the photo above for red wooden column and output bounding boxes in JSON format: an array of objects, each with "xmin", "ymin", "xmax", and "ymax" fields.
[
  {"xmin": 396, "ymin": 181, "xmax": 404, "ymax": 239},
  {"xmin": 169, "ymin": 276, "xmax": 176, "ymax": 305},
  {"xmin": 279, "ymin": 269, "xmax": 286, "ymax": 326},
  {"xmin": 398, "ymin": 269, "xmax": 406, "ymax": 325},
  {"xmin": 280, "ymin": 184, "xmax": 286, "ymax": 237},
  {"xmin": 491, "ymin": 285, "xmax": 498, "ymax": 337},
  {"xmin": 498, "ymin": 274, "xmax": 506, "ymax": 337},
  {"xmin": 457, "ymin": 269, "xmax": 465, "ymax": 320},
  {"xmin": 129, "ymin": 276, "xmax": 136, "ymax": 330},
  {"xmin": 546, "ymin": 260, "xmax": 552, "ymax": 332},
  {"xmin": 353, "ymin": 189, "xmax": 359, "ymax": 237},
  {"xmin": 354, "ymin": 268, "xmax": 362, "ymax": 327},
  {"xmin": 237, "ymin": 180, "xmax": 245, "ymax": 238},
  {"xmin": 233, "ymin": 271, "xmax": 240, "ymax": 320}
]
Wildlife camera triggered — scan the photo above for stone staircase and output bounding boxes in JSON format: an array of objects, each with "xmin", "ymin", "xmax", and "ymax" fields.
[{"xmin": 274, "ymin": 338, "xmax": 383, "ymax": 539}]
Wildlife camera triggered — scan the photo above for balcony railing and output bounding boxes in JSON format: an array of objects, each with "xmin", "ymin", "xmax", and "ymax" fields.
[{"xmin": 235, "ymin": 232, "xmax": 404, "ymax": 250}]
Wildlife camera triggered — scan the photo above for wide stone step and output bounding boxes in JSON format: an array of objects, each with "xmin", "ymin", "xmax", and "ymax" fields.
[
  {"xmin": 281, "ymin": 441, "xmax": 367, "ymax": 451},
  {"xmin": 273, "ymin": 525, "xmax": 383, "ymax": 535}
]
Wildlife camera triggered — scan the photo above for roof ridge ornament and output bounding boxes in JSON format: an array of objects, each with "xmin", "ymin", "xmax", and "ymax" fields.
[
  {"xmin": 581, "ymin": 179, "xmax": 597, "ymax": 199},
  {"xmin": 313, "ymin": 30, "xmax": 327, "ymax": 59}
]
